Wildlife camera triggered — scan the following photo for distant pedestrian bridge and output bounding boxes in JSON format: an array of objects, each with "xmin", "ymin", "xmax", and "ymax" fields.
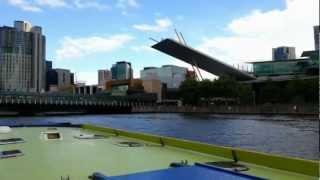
[{"xmin": 0, "ymin": 92, "xmax": 156, "ymax": 114}]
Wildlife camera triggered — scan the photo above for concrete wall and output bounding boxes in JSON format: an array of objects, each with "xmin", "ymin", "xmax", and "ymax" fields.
[{"xmin": 132, "ymin": 104, "xmax": 318, "ymax": 115}]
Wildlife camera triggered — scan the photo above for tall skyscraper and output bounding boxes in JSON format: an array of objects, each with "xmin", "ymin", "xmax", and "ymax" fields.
[
  {"xmin": 272, "ymin": 46, "xmax": 296, "ymax": 61},
  {"xmin": 98, "ymin": 69, "xmax": 111, "ymax": 86},
  {"xmin": 0, "ymin": 21, "xmax": 46, "ymax": 92},
  {"xmin": 314, "ymin": 25, "xmax": 319, "ymax": 50},
  {"xmin": 140, "ymin": 65, "xmax": 188, "ymax": 89},
  {"xmin": 111, "ymin": 61, "xmax": 133, "ymax": 80}
]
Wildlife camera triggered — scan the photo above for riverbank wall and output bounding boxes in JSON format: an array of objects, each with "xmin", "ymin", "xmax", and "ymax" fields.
[{"xmin": 132, "ymin": 104, "xmax": 318, "ymax": 116}]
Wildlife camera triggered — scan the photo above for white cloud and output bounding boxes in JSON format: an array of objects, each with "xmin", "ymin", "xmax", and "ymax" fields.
[
  {"xmin": 36, "ymin": 0, "xmax": 67, "ymax": 7},
  {"xmin": 6, "ymin": 0, "xmax": 110, "ymax": 11},
  {"xmin": 197, "ymin": 0, "xmax": 319, "ymax": 65},
  {"xmin": 73, "ymin": 0, "xmax": 110, "ymax": 10},
  {"xmin": 56, "ymin": 34, "xmax": 134, "ymax": 60},
  {"xmin": 133, "ymin": 18, "xmax": 173, "ymax": 32},
  {"xmin": 7, "ymin": 0, "xmax": 42, "ymax": 12},
  {"xmin": 116, "ymin": 0, "xmax": 139, "ymax": 15},
  {"xmin": 116, "ymin": 0, "xmax": 138, "ymax": 9}
]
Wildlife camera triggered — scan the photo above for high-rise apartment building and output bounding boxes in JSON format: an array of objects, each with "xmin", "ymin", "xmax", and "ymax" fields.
[
  {"xmin": 0, "ymin": 21, "xmax": 46, "ymax": 92},
  {"xmin": 140, "ymin": 65, "xmax": 187, "ymax": 89},
  {"xmin": 98, "ymin": 69, "xmax": 111, "ymax": 86},
  {"xmin": 272, "ymin": 46, "xmax": 296, "ymax": 61},
  {"xmin": 314, "ymin": 25, "xmax": 319, "ymax": 50},
  {"xmin": 111, "ymin": 61, "xmax": 133, "ymax": 80}
]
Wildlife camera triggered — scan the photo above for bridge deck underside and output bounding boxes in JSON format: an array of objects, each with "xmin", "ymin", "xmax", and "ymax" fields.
[{"xmin": 152, "ymin": 39, "xmax": 256, "ymax": 81}]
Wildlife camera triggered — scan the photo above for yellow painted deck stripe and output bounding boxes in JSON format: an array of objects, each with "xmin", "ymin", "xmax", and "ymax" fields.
[{"xmin": 82, "ymin": 124, "xmax": 319, "ymax": 177}]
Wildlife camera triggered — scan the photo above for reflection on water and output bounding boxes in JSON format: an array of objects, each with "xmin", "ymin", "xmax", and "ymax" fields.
[{"xmin": 0, "ymin": 113, "xmax": 318, "ymax": 160}]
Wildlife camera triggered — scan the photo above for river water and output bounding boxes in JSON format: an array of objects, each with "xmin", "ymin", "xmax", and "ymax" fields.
[{"xmin": 0, "ymin": 113, "xmax": 318, "ymax": 160}]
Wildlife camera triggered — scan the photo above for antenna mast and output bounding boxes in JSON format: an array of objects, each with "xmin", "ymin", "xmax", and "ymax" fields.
[{"xmin": 178, "ymin": 31, "xmax": 203, "ymax": 81}]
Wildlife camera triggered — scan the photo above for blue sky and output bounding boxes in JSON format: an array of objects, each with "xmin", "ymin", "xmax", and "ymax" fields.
[{"xmin": 0, "ymin": 0, "xmax": 318, "ymax": 84}]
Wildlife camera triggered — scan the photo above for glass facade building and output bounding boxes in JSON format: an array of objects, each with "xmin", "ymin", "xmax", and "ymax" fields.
[
  {"xmin": 252, "ymin": 59, "xmax": 318, "ymax": 77},
  {"xmin": 111, "ymin": 61, "xmax": 133, "ymax": 80},
  {"xmin": 272, "ymin": 46, "xmax": 296, "ymax": 61},
  {"xmin": 140, "ymin": 65, "xmax": 187, "ymax": 89}
]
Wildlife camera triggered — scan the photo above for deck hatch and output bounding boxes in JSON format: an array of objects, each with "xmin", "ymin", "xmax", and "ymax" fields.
[
  {"xmin": 116, "ymin": 141, "xmax": 144, "ymax": 147},
  {"xmin": 47, "ymin": 132, "xmax": 61, "ymax": 139},
  {"xmin": 0, "ymin": 138, "xmax": 25, "ymax": 145},
  {"xmin": 41, "ymin": 131, "xmax": 63, "ymax": 140},
  {"xmin": 0, "ymin": 149, "xmax": 23, "ymax": 159}
]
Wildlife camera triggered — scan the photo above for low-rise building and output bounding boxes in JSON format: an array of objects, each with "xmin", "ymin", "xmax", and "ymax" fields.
[
  {"xmin": 74, "ymin": 84, "xmax": 100, "ymax": 96},
  {"xmin": 106, "ymin": 79, "xmax": 143, "ymax": 96},
  {"xmin": 142, "ymin": 80, "xmax": 163, "ymax": 102}
]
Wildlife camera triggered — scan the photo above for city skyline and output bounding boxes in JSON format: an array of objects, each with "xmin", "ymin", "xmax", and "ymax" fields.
[{"xmin": 0, "ymin": 0, "xmax": 318, "ymax": 84}]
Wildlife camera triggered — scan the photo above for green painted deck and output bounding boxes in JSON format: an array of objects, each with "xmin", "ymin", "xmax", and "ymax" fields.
[{"xmin": 0, "ymin": 127, "xmax": 318, "ymax": 180}]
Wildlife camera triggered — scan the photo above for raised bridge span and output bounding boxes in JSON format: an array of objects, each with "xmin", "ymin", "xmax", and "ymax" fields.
[{"xmin": 152, "ymin": 39, "xmax": 256, "ymax": 81}]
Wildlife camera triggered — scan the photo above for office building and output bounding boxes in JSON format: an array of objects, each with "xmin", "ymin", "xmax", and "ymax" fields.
[
  {"xmin": 314, "ymin": 26, "xmax": 319, "ymax": 50},
  {"xmin": 111, "ymin": 61, "xmax": 133, "ymax": 80},
  {"xmin": 272, "ymin": 46, "xmax": 296, "ymax": 61},
  {"xmin": 55, "ymin": 69, "xmax": 72, "ymax": 88},
  {"xmin": 0, "ymin": 20, "xmax": 46, "ymax": 92},
  {"xmin": 46, "ymin": 68, "xmax": 73, "ymax": 92},
  {"xmin": 98, "ymin": 69, "xmax": 111, "ymax": 87},
  {"xmin": 140, "ymin": 65, "xmax": 188, "ymax": 89}
]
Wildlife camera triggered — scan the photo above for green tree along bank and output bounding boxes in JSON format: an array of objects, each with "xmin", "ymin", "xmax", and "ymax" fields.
[
  {"xmin": 258, "ymin": 78, "xmax": 318, "ymax": 105},
  {"xmin": 178, "ymin": 76, "xmax": 319, "ymax": 106}
]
